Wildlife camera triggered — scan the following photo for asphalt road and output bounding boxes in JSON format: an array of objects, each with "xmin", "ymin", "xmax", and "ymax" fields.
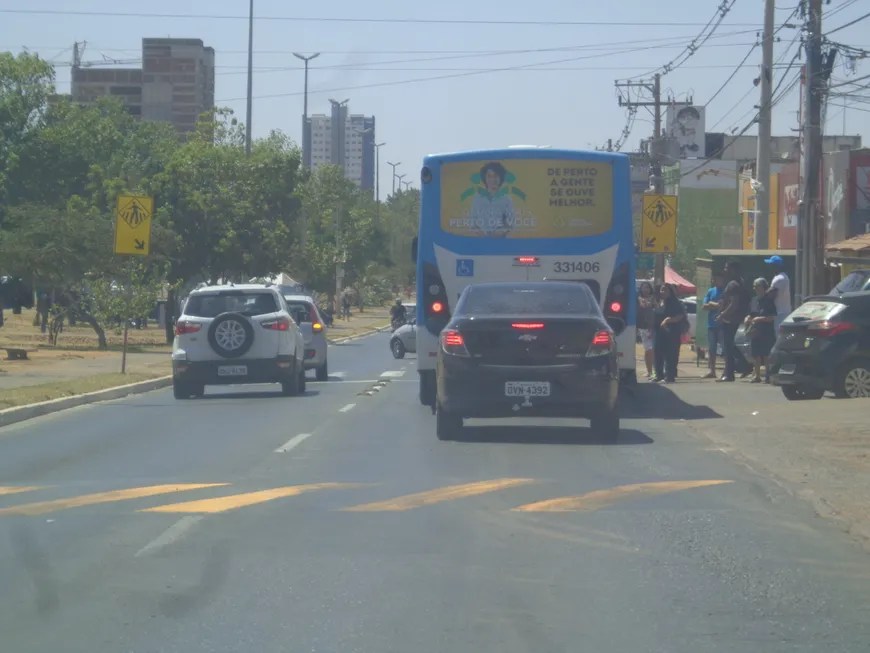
[{"xmin": 2, "ymin": 332, "xmax": 870, "ymax": 653}]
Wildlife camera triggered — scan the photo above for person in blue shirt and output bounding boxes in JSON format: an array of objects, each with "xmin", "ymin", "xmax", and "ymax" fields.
[{"xmin": 701, "ymin": 271, "xmax": 725, "ymax": 379}]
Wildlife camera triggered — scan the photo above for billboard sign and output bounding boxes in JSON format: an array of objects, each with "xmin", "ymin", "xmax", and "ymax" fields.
[
  {"xmin": 665, "ymin": 104, "xmax": 706, "ymax": 159},
  {"xmin": 440, "ymin": 159, "xmax": 614, "ymax": 238},
  {"xmin": 823, "ymin": 149, "xmax": 849, "ymax": 244}
]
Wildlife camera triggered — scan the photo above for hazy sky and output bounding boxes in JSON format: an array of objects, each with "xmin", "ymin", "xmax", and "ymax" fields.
[{"xmin": 1, "ymin": 0, "xmax": 868, "ymax": 197}]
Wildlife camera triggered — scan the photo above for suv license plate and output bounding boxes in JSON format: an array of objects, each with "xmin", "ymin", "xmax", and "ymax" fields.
[
  {"xmin": 779, "ymin": 364, "xmax": 796, "ymax": 375},
  {"xmin": 218, "ymin": 365, "xmax": 248, "ymax": 377},
  {"xmin": 505, "ymin": 381, "xmax": 550, "ymax": 397}
]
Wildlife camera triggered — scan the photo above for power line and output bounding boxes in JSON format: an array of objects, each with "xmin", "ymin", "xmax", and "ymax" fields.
[
  {"xmin": 0, "ymin": 8, "xmax": 764, "ymax": 27},
  {"xmin": 216, "ymin": 40, "xmax": 761, "ymax": 103},
  {"xmin": 826, "ymin": 9, "xmax": 870, "ymax": 36},
  {"xmin": 706, "ymin": 43, "xmax": 759, "ymax": 105}
]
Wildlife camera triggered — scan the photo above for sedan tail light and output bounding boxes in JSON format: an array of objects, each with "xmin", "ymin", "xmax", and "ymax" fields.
[
  {"xmin": 262, "ymin": 316, "xmax": 291, "ymax": 331},
  {"xmin": 312, "ymin": 322, "xmax": 323, "ymax": 332},
  {"xmin": 587, "ymin": 330, "xmax": 615, "ymax": 357},
  {"xmin": 441, "ymin": 330, "xmax": 469, "ymax": 357},
  {"xmin": 175, "ymin": 320, "xmax": 202, "ymax": 336}
]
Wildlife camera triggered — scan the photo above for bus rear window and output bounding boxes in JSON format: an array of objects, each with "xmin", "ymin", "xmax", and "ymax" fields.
[
  {"xmin": 439, "ymin": 158, "xmax": 614, "ymax": 239},
  {"xmin": 459, "ymin": 285, "xmax": 599, "ymax": 316}
]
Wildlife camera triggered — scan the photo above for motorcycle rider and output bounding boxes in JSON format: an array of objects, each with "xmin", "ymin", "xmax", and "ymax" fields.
[{"xmin": 390, "ymin": 298, "xmax": 407, "ymax": 329}]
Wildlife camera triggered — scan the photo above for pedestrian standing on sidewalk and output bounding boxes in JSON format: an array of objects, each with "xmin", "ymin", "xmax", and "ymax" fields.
[
  {"xmin": 652, "ymin": 283, "xmax": 686, "ymax": 384},
  {"xmin": 764, "ymin": 255, "xmax": 792, "ymax": 334},
  {"xmin": 701, "ymin": 271, "xmax": 725, "ymax": 379},
  {"xmin": 636, "ymin": 281, "xmax": 656, "ymax": 379},
  {"xmin": 745, "ymin": 277, "xmax": 777, "ymax": 384},
  {"xmin": 716, "ymin": 259, "xmax": 752, "ymax": 382}
]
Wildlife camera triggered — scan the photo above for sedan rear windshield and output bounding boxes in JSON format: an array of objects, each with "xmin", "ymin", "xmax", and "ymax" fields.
[
  {"xmin": 287, "ymin": 301, "xmax": 317, "ymax": 323},
  {"xmin": 459, "ymin": 285, "xmax": 598, "ymax": 316},
  {"xmin": 785, "ymin": 300, "xmax": 846, "ymax": 324},
  {"xmin": 185, "ymin": 292, "xmax": 278, "ymax": 318}
]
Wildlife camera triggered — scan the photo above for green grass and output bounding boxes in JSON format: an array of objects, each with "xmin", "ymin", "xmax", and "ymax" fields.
[{"xmin": 0, "ymin": 372, "xmax": 169, "ymax": 411}]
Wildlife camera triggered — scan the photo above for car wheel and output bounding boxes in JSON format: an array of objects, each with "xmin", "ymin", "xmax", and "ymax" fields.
[
  {"xmin": 316, "ymin": 361, "xmax": 329, "ymax": 382},
  {"xmin": 590, "ymin": 409, "xmax": 620, "ymax": 441},
  {"xmin": 207, "ymin": 312, "xmax": 255, "ymax": 359},
  {"xmin": 298, "ymin": 367, "xmax": 307, "ymax": 393},
  {"xmin": 833, "ymin": 359, "xmax": 870, "ymax": 399},
  {"xmin": 281, "ymin": 362, "xmax": 301, "ymax": 396},
  {"xmin": 435, "ymin": 404, "xmax": 462, "ymax": 441},
  {"xmin": 172, "ymin": 379, "xmax": 191, "ymax": 400},
  {"xmin": 781, "ymin": 385, "xmax": 825, "ymax": 401},
  {"xmin": 391, "ymin": 338, "xmax": 406, "ymax": 359}
]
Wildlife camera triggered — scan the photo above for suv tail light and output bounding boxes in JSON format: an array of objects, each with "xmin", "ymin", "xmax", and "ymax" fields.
[
  {"xmin": 175, "ymin": 320, "xmax": 202, "ymax": 336},
  {"xmin": 587, "ymin": 330, "xmax": 615, "ymax": 357},
  {"xmin": 441, "ymin": 330, "xmax": 469, "ymax": 357},
  {"xmin": 807, "ymin": 321, "xmax": 856, "ymax": 338},
  {"xmin": 262, "ymin": 316, "xmax": 291, "ymax": 331}
]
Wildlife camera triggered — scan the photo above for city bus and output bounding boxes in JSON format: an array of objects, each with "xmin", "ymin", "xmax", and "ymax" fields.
[{"xmin": 413, "ymin": 146, "xmax": 636, "ymax": 407}]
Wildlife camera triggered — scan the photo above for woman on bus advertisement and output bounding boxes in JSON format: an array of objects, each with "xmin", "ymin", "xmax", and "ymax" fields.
[{"xmin": 468, "ymin": 162, "xmax": 516, "ymax": 238}]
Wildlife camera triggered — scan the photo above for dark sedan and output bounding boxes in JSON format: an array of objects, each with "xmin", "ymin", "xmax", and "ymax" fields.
[
  {"xmin": 769, "ymin": 291, "xmax": 870, "ymax": 400},
  {"xmin": 434, "ymin": 281, "xmax": 620, "ymax": 441}
]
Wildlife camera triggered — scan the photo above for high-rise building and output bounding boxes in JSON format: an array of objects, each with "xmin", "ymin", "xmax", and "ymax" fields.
[
  {"xmin": 64, "ymin": 38, "xmax": 214, "ymax": 136},
  {"xmin": 306, "ymin": 107, "xmax": 375, "ymax": 191}
]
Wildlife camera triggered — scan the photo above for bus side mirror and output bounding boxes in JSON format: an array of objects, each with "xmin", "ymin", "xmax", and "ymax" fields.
[{"xmin": 411, "ymin": 236, "xmax": 418, "ymax": 263}]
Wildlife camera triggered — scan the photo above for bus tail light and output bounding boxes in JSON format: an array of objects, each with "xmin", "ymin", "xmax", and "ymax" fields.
[
  {"xmin": 431, "ymin": 301, "xmax": 444, "ymax": 313},
  {"xmin": 422, "ymin": 261, "xmax": 451, "ymax": 335},
  {"xmin": 603, "ymin": 261, "xmax": 630, "ymax": 335},
  {"xmin": 514, "ymin": 256, "xmax": 540, "ymax": 266}
]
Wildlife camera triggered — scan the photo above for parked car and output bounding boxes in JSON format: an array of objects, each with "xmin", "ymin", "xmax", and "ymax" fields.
[
  {"xmin": 284, "ymin": 294, "xmax": 330, "ymax": 381},
  {"xmin": 830, "ymin": 269, "xmax": 870, "ymax": 295},
  {"xmin": 390, "ymin": 315, "xmax": 417, "ymax": 358},
  {"xmin": 681, "ymin": 297, "xmax": 697, "ymax": 342},
  {"xmin": 172, "ymin": 284, "xmax": 306, "ymax": 399},
  {"xmin": 434, "ymin": 281, "xmax": 620, "ymax": 441},
  {"xmin": 769, "ymin": 291, "xmax": 870, "ymax": 400}
]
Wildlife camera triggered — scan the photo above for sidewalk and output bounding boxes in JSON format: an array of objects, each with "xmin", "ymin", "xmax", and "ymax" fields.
[{"xmin": 659, "ymin": 378, "xmax": 870, "ymax": 546}]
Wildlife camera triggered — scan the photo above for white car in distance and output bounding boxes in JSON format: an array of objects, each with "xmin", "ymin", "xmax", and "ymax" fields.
[{"xmin": 172, "ymin": 284, "xmax": 306, "ymax": 399}]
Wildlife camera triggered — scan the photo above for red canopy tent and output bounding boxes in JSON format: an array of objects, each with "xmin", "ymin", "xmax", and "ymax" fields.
[{"xmin": 665, "ymin": 267, "xmax": 696, "ymax": 296}]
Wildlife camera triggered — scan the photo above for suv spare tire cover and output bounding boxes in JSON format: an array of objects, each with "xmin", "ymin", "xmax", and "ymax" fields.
[{"xmin": 208, "ymin": 312, "xmax": 255, "ymax": 359}]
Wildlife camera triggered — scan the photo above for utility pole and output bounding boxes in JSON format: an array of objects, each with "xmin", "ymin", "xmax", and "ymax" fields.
[
  {"xmin": 387, "ymin": 161, "xmax": 401, "ymax": 195},
  {"xmin": 797, "ymin": 0, "xmax": 824, "ymax": 302},
  {"xmin": 374, "ymin": 142, "xmax": 386, "ymax": 218},
  {"xmin": 754, "ymin": 0, "xmax": 775, "ymax": 250},
  {"xmin": 293, "ymin": 52, "xmax": 320, "ymax": 169},
  {"xmin": 244, "ymin": 0, "xmax": 254, "ymax": 157},
  {"xmin": 616, "ymin": 73, "xmax": 682, "ymax": 287}
]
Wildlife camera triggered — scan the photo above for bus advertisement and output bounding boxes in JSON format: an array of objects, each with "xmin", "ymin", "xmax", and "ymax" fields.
[{"xmin": 414, "ymin": 147, "xmax": 636, "ymax": 407}]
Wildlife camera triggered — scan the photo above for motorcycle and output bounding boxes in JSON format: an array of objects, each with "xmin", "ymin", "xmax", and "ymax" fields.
[{"xmin": 390, "ymin": 316, "xmax": 407, "ymax": 333}]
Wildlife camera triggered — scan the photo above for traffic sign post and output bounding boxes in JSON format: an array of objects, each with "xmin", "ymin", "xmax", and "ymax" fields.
[
  {"xmin": 114, "ymin": 194, "xmax": 154, "ymax": 256},
  {"xmin": 640, "ymin": 194, "xmax": 678, "ymax": 254}
]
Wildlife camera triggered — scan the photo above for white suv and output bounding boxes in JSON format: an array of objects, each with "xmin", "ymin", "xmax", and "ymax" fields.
[{"xmin": 171, "ymin": 284, "xmax": 306, "ymax": 399}]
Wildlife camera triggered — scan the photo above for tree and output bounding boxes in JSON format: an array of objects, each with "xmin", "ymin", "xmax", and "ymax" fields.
[{"xmin": 382, "ymin": 188, "xmax": 420, "ymax": 289}]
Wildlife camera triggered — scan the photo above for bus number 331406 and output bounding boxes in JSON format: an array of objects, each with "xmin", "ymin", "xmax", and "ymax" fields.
[{"xmin": 553, "ymin": 261, "xmax": 601, "ymax": 274}]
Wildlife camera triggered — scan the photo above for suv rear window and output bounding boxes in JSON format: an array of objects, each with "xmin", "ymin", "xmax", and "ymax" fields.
[
  {"xmin": 185, "ymin": 291, "xmax": 278, "ymax": 318},
  {"xmin": 785, "ymin": 300, "xmax": 846, "ymax": 324},
  {"xmin": 286, "ymin": 300, "xmax": 317, "ymax": 324},
  {"xmin": 459, "ymin": 284, "xmax": 598, "ymax": 316}
]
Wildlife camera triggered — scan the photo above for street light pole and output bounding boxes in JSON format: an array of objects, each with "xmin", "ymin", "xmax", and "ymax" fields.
[
  {"xmin": 387, "ymin": 161, "xmax": 401, "ymax": 195},
  {"xmin": 244, "ymin": 0, "xmax": 254, "ymax": 157},
  {"xmin": 293, "ymin": 52, "xmax": 320, "ymax": 169},
  {"xmin": 374, "ymin": 142, "xmax": 386, "ymax": 216},
  {"xmin": 396, "ymin": 173, "xmax": 407, "ymax": 193}
]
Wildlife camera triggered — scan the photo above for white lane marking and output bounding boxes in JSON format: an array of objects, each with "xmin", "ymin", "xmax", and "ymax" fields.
[
  {"xmin": 275, "ymin": 433, "xmax": 313, "ymax": 453},
  {"xmin": 330, "ymin": 371, "xmax": 347, "ymax": 379},
  {"xmin": 339, "ymin": 403, "xmax": 357, "ymax": 413},
  {"xmin": 135, "ymin": 516, "xmax": 204, "ymax": 557},
  {"xmin": 380, "ymin": 370, "xmax": 406, "ymax": 378}
]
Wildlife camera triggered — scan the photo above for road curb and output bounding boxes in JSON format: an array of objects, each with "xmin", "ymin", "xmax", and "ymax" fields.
[
  {"xmin": 328, "ymin": 323, "xmax": 391, "ymax": 345},
  {"xmin": 0, "ymin": 375, "xmax": 173, "ymax": 429}
]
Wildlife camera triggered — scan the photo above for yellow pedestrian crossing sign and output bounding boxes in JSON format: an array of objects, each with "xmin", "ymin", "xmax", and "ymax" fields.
[
  {"xmin": 114, "ymin": 194, "xmax": 153, "ymax": 256},
  {"xmin": 640, "ymin": 194, "xmax": 678, "ymax": 253}
]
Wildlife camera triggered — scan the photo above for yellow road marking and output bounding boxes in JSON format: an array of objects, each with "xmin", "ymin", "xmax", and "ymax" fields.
[
  {"xmin": 341, "ymin": 478, "xmax": 536, "ymax": 512},
  {"xmin": 512, "ymin": 480, "xmax": 733, "ymax": 512},
  {"xmin": 141, "ymin": 483, "xmax": 361, "ymax": 514},
  {"xmin": 0, "ymin": 486, "xmax": 43, "ymax": 497},
  {"xmin": 0, "ymin": 484, "xmax": 228, "ymax": 517}
]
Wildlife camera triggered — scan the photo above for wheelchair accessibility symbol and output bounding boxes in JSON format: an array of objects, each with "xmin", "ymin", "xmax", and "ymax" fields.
[{"xmin": 456, "ymin": 259, "xmax": 474, "ymax": 277}]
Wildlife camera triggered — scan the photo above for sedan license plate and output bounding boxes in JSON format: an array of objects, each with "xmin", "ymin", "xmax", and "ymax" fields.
[
  {"xmin": 218, "ymin": 365, "xmax": 248, "ymax": 377},
  {"xmin": 779, "ymin": 364, "xmax": 796, "ymax": 375},
  {"xmin": 505, "ymin": 381, "xmax": 550, "ymax": 397}
]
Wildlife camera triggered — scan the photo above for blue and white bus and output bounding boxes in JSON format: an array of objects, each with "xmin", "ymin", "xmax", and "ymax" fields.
[{"xmin": 413, "ymin": 147, "xmax": 636, "ymax": 407}]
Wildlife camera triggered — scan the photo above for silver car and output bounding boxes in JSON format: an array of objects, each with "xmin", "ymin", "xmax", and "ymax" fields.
[
  {"xmin": 390, "ymin": 313, "xmax": 417, "ymax": 359},
  {"xmin": 284, "ymin": 294, "xmax": 329, "ymax": 381}
]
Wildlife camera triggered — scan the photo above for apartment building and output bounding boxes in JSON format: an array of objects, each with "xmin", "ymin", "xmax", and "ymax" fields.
[{"xmin": 306, "ymin": 107, "xmax": 376, "ymax": 191}]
